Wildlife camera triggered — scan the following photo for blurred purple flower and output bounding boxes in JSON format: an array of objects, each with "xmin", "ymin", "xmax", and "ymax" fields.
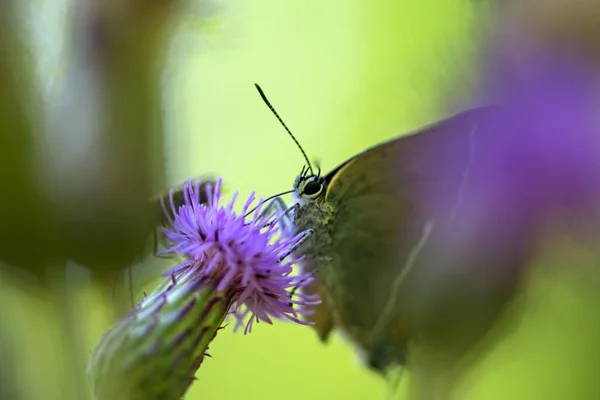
[
  {"xmin": 479, "ymin": 47, "xmax": 600, "ymax": 210},
  {"xmin": 159, "ymin": 178, "xmax": 320, "ymax": 333},
  {"xmin": 411, "ymin": 46, "xmax": 600, "ymax": 249}
]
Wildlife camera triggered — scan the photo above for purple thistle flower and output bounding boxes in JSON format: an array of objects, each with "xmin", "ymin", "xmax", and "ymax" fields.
[{"xmin": 159, "ymin": 178, "xmax": 320, "ymax": 333}]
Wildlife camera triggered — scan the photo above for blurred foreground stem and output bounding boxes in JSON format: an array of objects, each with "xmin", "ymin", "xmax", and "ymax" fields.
[
  {"xmin": 47, "ymin": 266, "xmax": 92, "ymax": 400},
  {"xmin": 45, "ymin": 0, "xmax": 186, "ymax": 297}
]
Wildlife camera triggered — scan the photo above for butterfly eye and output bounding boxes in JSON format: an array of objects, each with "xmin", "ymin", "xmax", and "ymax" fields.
[{"xmin": 302, "ymin": 179, "xmax": 323, "ymax": 198}]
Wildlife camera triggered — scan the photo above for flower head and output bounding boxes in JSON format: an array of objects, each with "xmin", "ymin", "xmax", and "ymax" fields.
[{"xmin": 159, "ymin": 178, "xmax": 319, "ymax": 333}]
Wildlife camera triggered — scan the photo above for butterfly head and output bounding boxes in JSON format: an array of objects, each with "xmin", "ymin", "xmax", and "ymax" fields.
[{"xmin": 293, "ymin": 165, "xmax": 326, "ymax": 204}]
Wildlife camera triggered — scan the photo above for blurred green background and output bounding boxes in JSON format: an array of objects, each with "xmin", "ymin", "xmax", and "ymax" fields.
[{"xmin": 4, "ymin": 0, "xmax": 600, "ymax": 399}]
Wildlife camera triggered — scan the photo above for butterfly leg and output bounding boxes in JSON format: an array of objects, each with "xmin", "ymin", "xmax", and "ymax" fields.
[
  {"xmin": 278, "ymin": 228, "xmax": 313, "ymax": 262},
  {"xmin": 255, "ymin": 197, "xmax": 298, "ymax": 237},
  {"xmin": 276, "ymin": 200, "xmax": 300, "ymax": 238},
  {"xmin": 282, "ymin": 228, "xmax": 314, "ymax": 306}
]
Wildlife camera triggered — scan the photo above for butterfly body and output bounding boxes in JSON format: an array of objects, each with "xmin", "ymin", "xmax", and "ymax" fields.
[{"xmin": 253, "ymin": 84, "xmax": 536, "ymax": 374}]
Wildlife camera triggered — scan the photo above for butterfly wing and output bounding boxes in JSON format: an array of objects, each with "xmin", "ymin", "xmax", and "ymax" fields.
[
  {"xmin": 316, "ymin": 106, "xmax": 537, "ymax": 370},
  {"xmin": 302, "ymin": 277, "xmax": 336, "ymax": 341}
]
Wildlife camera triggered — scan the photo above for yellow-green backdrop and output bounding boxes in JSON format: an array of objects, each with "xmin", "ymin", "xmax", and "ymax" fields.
[{"xmin": 16, "ymin": 0, "xmax": 600, "ymax": 399}]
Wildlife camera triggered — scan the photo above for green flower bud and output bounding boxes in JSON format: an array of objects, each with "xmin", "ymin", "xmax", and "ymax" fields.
[{"xmin": 88, "ymin": 269, "xmax": 233, "ymax": 400}]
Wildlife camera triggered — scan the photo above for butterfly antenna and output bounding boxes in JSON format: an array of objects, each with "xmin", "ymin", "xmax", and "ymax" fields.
[{"xmin": 254, "ymin": 83, "xmax": 314, "ymax": 175}]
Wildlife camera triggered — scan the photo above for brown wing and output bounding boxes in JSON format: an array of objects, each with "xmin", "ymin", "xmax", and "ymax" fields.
[
  {"xmin": 318, "ymin": 105, "xmax": 536, "ymax": 370},
  {"xmin": 302, "ymin": 278, "xmax": 335, "ymax": 341}
]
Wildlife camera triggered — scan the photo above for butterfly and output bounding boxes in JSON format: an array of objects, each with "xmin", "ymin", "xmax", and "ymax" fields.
[{"xmin": 254, "ymin": 84, "xmax": 539, "ymax": 373}]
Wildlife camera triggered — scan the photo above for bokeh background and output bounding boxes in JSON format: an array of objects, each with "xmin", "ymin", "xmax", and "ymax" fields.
[{"xmin": 3, "ymin": 0, "xmax": 600, "ymax": 399}]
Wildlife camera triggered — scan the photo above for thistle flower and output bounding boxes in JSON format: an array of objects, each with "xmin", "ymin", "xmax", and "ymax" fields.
[
  {"xmin": 88, "ymin": 178, "xmax": 318, "ymax": 400},
  {"xmin": 159, "ymin": 178, "xmax": 319, "ymax": 333}
]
